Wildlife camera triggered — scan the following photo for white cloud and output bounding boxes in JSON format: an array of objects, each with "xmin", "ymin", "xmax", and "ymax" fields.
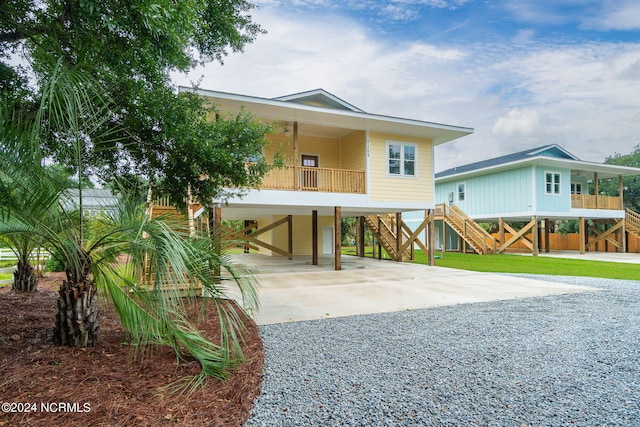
[
  {"xmin": 582, "ymin": 1, "xmax": 640, "ymax": 31},
  {"xmin": 492, "ymin": 108, "xmax": 540, "ymax": 136},
  {"xmin": 174, "ymin": 6, "xmax": 640, "ymax": 172}
]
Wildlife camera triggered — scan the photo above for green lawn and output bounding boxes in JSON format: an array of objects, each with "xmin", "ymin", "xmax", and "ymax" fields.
[{"xmin": 343, "ymin": 247, "xmax": 640, "ymax": 280}]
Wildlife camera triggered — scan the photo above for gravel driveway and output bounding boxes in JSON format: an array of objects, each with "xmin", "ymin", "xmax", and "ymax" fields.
[{"xmin": 247, "ymin": 275, "xmax": 640, "ymax": 426}]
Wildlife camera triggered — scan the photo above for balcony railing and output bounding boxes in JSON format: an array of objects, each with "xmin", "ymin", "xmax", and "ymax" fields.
[
  {"xmin": 571, "ymin": 194, "xmax": 622, "ymax": 210},
  {"xmin": 258, "ymin": 165, "xmax": 366, "ymax": 194}
]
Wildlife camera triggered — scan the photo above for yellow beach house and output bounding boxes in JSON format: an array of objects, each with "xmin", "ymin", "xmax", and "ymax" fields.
[{"xmin": 181, "ymin": 88, "xmax": 473, "ymax": 269}]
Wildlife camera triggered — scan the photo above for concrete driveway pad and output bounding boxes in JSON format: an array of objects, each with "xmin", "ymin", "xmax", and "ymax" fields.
[{"xmin": 228, "ymin": 254, "xmax": 596, "ymax": 325}]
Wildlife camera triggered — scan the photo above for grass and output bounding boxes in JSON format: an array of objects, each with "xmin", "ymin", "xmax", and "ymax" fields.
[{"xmin": 342, "ymin": 247, "xmax": 640, "ymax": 280}]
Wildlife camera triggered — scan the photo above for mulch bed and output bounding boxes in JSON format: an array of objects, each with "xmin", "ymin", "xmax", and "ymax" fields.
[{"xmin": 0, "ymin": 272, "xmax": 264, "ymax": 427}]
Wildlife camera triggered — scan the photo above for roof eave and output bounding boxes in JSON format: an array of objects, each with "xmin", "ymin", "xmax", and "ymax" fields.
[{"xmin": 182, "ymin": 87, "xmax": 474, "ymax": 144}]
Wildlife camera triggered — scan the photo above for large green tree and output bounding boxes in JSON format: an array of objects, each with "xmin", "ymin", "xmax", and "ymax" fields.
[
  {"xmin": 1, "ymin": 0, "xmax": 273, "ymax": 205},
  {"xmin": 600, "ymin": 144, "xmax": 640, "ymax": 212}
]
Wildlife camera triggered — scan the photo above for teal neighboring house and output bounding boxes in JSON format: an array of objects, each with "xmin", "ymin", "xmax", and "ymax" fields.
[{"xmin": 404, "ymin": 144, "xmax": 640, "ymax": 254}]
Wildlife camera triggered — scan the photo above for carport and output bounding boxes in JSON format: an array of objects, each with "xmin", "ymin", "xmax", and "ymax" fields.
[{"xmin": 226, "ymin": 254, "xmax": 595, "ymax": 325}]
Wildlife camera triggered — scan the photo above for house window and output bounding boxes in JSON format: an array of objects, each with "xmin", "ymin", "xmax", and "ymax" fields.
[
  {"xmin": 545, "ymin": 172, "xmax": 561, "ymax": 194},
  {"xmin": 387, "ymin": 142, "xmax": 417, "ymax": 177},
  {"xmin": 457, "ymin": 183, "xmax": 466, "ymax": 202},
  {"xmin": 571, "ymin": 183, "xmax": 582, "ymax": 194}
]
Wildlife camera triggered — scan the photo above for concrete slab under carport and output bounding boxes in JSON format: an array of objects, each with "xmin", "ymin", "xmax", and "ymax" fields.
[{"xmin": 227, "ymin": 254, "xmax": 596, "ymax": 325}]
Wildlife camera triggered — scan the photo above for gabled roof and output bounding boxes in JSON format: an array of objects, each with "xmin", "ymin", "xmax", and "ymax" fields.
[
  {"xmin": 273, "ymin": 89, "xmax": 365, "ymax": 113},
  {"xmin": 436, "ymin": 144, "xmax": 576, "ymax": 178},
  {"xmin": 182, "ymin": 87, "xmax": 474, "ymax": 145},
  {"xmin": 436, "ymin": 144, "xmax": 640, "ymax": 181}
]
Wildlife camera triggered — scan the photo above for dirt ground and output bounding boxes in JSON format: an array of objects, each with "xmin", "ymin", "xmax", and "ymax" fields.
[{"xmin": 0, "ymin": 272, "xmax": 264, "ymax": 427}]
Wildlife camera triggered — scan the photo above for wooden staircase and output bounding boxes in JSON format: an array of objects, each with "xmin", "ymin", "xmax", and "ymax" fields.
[
  {"xmin": 435, "ymin": 204, "xmax": 497, "ymax": 255},
  {"xmin": 364, "ymin": 214, "xmax": 413, "ymax": 261},
  {"xmin": 626, "ymin": 208, "xmax": 640, "ymax": 237}
]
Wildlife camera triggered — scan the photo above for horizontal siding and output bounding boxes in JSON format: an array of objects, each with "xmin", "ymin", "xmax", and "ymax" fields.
[
  {"xmin": 340, "ymin": 131, "xmax": 366, "ymax": 171},
  {"xmin": 299, "ymin": 136, "xmax": 341, "ymax": 168},
  {"xmin": 264, "ymin": 134, "xmax": 341, "ymax": 168},
  {"xmin": 271, "ymin": 215, "xmax": 334, "ymax": 256},
  {"xmin": 368, "ymin": 132, "xmax": 433, "ymax": 203}
]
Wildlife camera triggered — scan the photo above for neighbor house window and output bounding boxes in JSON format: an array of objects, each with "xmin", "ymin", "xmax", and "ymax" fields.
[
  {"xmin": 545, "ymin": 172, "xmax": 561, "ymax": 194},
  {"xmin": 457, "ymin": 183, "xmax": 466, "ymax": 202},
  {"xmin": 387, "ymin": 142, "xmax": 417, "ymax": 177}
]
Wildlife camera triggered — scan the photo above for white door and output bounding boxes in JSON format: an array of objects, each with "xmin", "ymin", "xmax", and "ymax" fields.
[{"xmin": 322, "ymin": 226, "xmax": 334, "ymax": 255}]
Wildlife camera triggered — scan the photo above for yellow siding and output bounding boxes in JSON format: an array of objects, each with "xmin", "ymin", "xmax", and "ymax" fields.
[
  {"xmin": 368, "ymin": 132, "xmax": 433, "ymax": 203},
  {"xmin": 340, "ymin": 131, "xmax": 366, "ymax": 171},
  {"xmin": 298, "ymin": 136, "xmax": 341, "ymax": 168},
  {"xmin": 264, "ymin": 134, "xmax": 290, "ymax": 165},
  {"xmin": 264, "ymin": 134, "xmax": 342, "ymax": 168},
  {"xmin": 271, "ymin": 215, "xmax": 335, "ymax": 256},
  {"xmin": 254, "ymin": 217, "xmax": 273, "ymax": 256}
]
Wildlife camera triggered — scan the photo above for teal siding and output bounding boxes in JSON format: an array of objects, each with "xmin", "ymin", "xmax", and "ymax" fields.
[
  {"xmin": 535, "ymin": 166, "xmax": 571, "ymax": 212},
  {"xmin": 436, "ymin": 167, "xmax": 533, "ymax": 216}
]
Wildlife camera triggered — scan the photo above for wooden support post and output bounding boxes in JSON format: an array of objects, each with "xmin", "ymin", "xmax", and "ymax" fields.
[
  {"xmin": 619, "ymin": 175, "xmax": 624, "ymax": 210},
  {"xmin": 498, "ymin": 218, "xmax": 505, "ymax": 250},
  {"xmin": 594, "ymin": 172, "xmax": 599, "ymax": 209},
  {"xmin": 544, "ymin": 219, "xmax": 551, "ymax": 253},
  {"xmin": 243, "ymin": 220, "xmax": 253, "ymax": 253},
  {"xmin": 532, "ymin": 216, "xmax": 539, "ymax": 256},
  {"xmin": 312, "ymin": 210, "xmax": 318, "ymax": 265},
  {"xmin": 396, "ymin": 212, "xmax": 402, "ymax": 261},
  {"xmin": 293, "ymin": 121, "xmax": 299, "ymax": 190},
  {"xmin": 442, "ymin": 219, "xmax": 446, "ymax": 253},
  {"xmin": 428, "ymin": 210, "xmax": 435, "ymax": 266},
  {"xmin": 378, "ymin": 216, "xmax": 383, "ymax": 260},
  {"xmin": 358, "ymin": 216, "xmax": 365, "ymax": 257},
  {"xmin": 288, "ymin": 215, "xmax": 293, "ymax": 257},
  {"xmin": 579, "ymin": 217, "xmax": 586, "ymax": 254},
  {"xmin": 334, "ymin": 207, "xmax": 342, "ymax": 270}
]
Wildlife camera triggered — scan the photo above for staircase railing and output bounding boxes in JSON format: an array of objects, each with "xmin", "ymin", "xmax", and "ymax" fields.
[
  {"xmin": 626, "ymin": 208, "xmax": 640, "ymax": 234},
  {"xmin": 364, "ymin": 215, "xmax": 412, "ymax": 260},
  {"xmin": 437, "ymin": 204, "xmax": 497, "ymax": 254}
]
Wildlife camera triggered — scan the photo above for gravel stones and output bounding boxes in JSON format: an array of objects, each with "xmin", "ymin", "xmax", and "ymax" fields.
[{"xmin": 247, "ymin": 276, "xmax": 640, "ymax": 426}]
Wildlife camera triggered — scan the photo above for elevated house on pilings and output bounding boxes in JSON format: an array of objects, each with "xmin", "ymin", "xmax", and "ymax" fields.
[
  {"xmin": 430, "ymin": 144, "xmax": 640, "ymax": 255},
  {"xmin": 165, "ymin": 87, "xmax": 473, "ymax": 270}
]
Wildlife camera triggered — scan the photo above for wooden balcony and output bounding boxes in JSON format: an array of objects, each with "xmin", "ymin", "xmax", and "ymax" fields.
[
  {"xmin": 571, "ymin": 194, "xmax": 622, "ymax": 210},
  {"xmin": 257, "ymin": 165, "xmax": 366, "ymax": 194}
]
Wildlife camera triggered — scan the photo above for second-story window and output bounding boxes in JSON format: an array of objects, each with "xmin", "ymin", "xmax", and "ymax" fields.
[
  {"xmin": 545, "ymin": 172, "xmax": 561, "ymax": 194},
  {"xmin": 457, "ymin": 183, "xmax": 466, "ymax": 202},
  {"xmin": 387, "ymin": 142, "xmax": 417, "ymax": 177}
]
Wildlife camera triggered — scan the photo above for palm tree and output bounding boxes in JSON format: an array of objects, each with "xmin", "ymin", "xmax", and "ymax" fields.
[
  {"xmin": 0, "ymin": 86, "xmax": 64, "ymax": 291},
  {"xmin": 0, "ymin": 59, "xmax": 259, "ymax": 384}
]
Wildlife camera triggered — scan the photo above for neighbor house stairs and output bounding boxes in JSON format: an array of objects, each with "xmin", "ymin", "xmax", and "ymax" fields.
[
  {"xmin": 435, "ymin": 204, "xmax": 497, "ymax": 255},
  {"xmin": 625, "ymin": 209, "xmax": 640, "ymax": 238}
]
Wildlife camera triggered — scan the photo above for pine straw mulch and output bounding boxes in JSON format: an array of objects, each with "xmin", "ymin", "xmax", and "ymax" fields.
[{"xmin": 0, "ymin": 272, "xmax": 264, "ymax": 427}]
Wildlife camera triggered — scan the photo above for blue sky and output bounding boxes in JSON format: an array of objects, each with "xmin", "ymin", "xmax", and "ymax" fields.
[{"xmin": 173, "ymin": 0, "xmax": 640, "ymax": 171}]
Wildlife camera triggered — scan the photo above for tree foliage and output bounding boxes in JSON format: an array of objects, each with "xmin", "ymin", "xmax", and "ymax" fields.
[
  {"xmin": 0, "ymin": 59, "xmax": 259, "ymax": 386},
  {"xmin": 601, "ymin": 144, "xmax": 640, "ymax": 212},
  {"xmin": 1, "ymin": 0, "xmax": 274, "ymax": 206}
]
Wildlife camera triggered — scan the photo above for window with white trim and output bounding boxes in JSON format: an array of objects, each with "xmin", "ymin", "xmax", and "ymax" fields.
[
  {"xmin": 545, "ymin": 172, "xmax": 561, "ymax": 194},
  {"xmin": 387, "ymin": 142, "xmax": 417, "ymax": 177},
  {"xmin": 457, "ymin": 183, "xmax": 466, "ymax": 202}
]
